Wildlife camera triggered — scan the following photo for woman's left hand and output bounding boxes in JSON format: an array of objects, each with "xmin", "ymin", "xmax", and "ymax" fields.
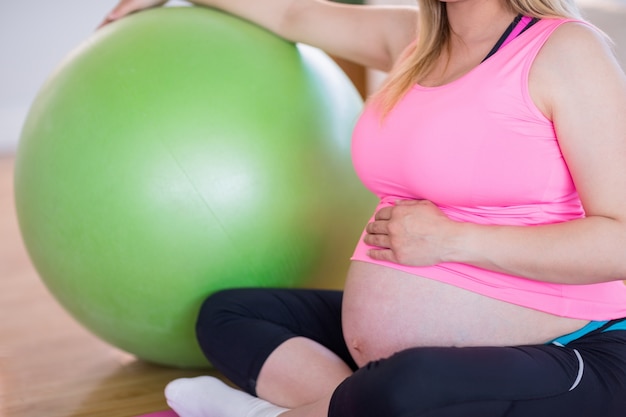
[{"xmin": 364, "ymin": 199, "xmax": 459, "ymax": 266}]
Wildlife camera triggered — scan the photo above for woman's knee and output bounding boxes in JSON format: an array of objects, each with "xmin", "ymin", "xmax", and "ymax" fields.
[
  {"xmin": 197, "ymin": 289, "xmax": 243, "ymax": 332},
  {"xmin": 329, "ymin": 346, "xmax": 526, "ymax": 417},
  {"xmin": 329, "ymin": 348, "xmax": 447, "ymax": 417},
  {"xmin": 196, "ymin": 289, "xmax": 261, "ymax": 357}
]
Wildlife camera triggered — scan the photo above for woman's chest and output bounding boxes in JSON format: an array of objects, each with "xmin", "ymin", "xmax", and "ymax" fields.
[{"xmin": 351, "ymin": 86, "xmax": 573, "ymax": 209}]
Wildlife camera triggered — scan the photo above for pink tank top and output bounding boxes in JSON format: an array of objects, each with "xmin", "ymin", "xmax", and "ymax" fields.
[{"xmin": 351, "ymin": 18, "xmax": 626, "ymax": 320}]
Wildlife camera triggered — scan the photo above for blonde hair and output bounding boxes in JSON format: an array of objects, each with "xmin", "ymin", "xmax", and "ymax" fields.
[{"xmin": 373, "ymin": 0, "xmax": 583, "ymax": 114}]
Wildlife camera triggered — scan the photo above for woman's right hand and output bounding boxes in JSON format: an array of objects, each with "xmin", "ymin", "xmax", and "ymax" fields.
[{"xmin": 99, "ymin": 0, "xmax": 169, "ymax": 28}]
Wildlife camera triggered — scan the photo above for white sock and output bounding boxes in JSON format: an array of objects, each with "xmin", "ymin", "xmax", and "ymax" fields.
[{"xmin": 165, "ymin": 376, "xmax": 289, "ymax": 417}]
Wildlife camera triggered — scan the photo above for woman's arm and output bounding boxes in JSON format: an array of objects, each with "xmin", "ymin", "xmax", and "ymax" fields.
[
  {"xmin": 102, "ymin": 0, "xmax": 418, "ymax": 71},
  {"xmin": 366, "ymin": 22, "xmax": 626, "ymax": 285}
]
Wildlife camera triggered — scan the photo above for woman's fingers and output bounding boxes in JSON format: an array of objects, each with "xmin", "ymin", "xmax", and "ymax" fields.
[{"xmin": 98, "ymin": 0, "xmax": 168, "ymax": 28}]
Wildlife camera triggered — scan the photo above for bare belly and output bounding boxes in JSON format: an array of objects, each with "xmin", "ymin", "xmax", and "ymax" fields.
[{"xmin": 342, "ymin": 261, "xmax": 589, "ymax": 367}]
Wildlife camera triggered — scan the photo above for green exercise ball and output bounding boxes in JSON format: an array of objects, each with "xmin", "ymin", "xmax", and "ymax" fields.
[{"xmin": 14, "ymin": 6, "xmax": 374, "ymax": 368}]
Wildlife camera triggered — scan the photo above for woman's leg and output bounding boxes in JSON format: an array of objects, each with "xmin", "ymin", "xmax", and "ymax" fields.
[
  {"xmin": 327, "ymin": 329, "xmax": 626, "ymax": 417},
  {"xmin": 168, "ymin": 328, "xmax": 626, "ymax": 417},
  {"xmin": 255, "ymin": 336, "xmax": 354, "ymax": 407},
  {"xmin": 195, "ymin": 288, "xmax": 357, "ymax": 408},
  {"xmin": 174, "ymin": 286, "xmax": 626, "ymax": 417}
]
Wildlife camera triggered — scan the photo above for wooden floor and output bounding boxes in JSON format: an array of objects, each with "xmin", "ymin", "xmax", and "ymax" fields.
[{"xmin": 0, "ymin": 156, "xmax": 215, "ymax": 417}]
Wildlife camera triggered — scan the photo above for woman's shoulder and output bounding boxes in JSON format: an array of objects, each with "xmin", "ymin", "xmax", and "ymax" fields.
[
  {"xmin": 532, "ymin": 18, "xmax": 620, "ymax": 93},
  {"xmin": 539, "ymin": 18, "xmax": 615, "ymax": 65},
  {"xmin": 527, "ymin": 18, "xmax": 622, "ymax": 121}
]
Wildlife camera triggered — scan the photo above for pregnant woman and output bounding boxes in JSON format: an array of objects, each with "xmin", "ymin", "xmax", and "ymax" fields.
[{"xmin": 104, "ymin": 0, "xmax": 626, "ymax": 415}]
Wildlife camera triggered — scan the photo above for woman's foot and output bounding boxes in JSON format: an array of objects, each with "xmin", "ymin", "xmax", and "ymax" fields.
[{"xmin": 165, "ymin": 376, "xmax": 289, "ymax": 417}]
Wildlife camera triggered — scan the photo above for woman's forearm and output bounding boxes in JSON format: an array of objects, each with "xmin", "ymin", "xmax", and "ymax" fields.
[
  {"xmin": 366, "ymin": 201, "xmax": 626, "ymax": 285},
  {"xmin": 451, "ymin": 216, "xmax": 626, "ymax": 285},
  {"xmin": 104, "ymin": 0, "xmax": 418, "ymax": 70},
  {"xmin": 103, "ymin": 0, "xmax": 303, "ymax": 42},
  {"xmin": 184, "ymin": 0, "xmax": 299, "ymax": 40},
  {"xmin": 185, "ymin": 0, "xmax": 418, "ymax": 70}
]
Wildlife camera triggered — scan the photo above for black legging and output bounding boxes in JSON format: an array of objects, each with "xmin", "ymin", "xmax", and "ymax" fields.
[{"xmin": 196, "ymin": 288, "xmax": 626, "ymax": 417}]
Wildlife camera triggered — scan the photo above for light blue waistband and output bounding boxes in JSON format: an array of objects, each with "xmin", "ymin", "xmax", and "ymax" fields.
[{"xmin": 551, "ymin": 319, "xmax": 626, "ymax": 346}]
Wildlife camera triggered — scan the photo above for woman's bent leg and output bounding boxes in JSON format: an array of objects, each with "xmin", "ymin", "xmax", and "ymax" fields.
[
  {"xmin": 328, "ymin": 330, "xmax": 626, "ymax": 417},
  {"xmin": 255, "ymin": 336, "xmax": 354, "ymax": 407},
  {"xmin": 196, "ymin": 288, "xmax": 356, "ymax": 408}
]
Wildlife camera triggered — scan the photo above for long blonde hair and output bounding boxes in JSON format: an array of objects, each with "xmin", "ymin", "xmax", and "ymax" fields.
[{"xmin": 373, "ymin": 0, "xmax": 583, "ymax": 114}]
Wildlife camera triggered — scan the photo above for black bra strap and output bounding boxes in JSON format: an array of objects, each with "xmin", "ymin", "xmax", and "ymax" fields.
[{"xmin": 482, "ymin": 14, "xmax": 540, "ymax": 63}]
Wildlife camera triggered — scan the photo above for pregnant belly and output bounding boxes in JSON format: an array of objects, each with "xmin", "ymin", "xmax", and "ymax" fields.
[{"xmin": 342, "ymin": 261, "xmax": 588, "ymax": 367}]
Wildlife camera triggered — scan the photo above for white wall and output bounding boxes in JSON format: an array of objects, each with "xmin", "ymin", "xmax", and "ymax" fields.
[
  {"xmin": 1, "ymin": 0, "xmax": 624, "ymax": 155},
  {"xmin": 0, "ymin": 1, "xmax": 110, "ymax": 154},
  {"xmin": 0, "ymin": 0, "xmax": 186, "ymax": 156},
  {"xmin": 578, "ymin": 0, "xmax": 626, "ymax": 70}
]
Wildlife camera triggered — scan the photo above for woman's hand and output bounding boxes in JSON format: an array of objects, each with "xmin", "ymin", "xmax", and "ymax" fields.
[
  {"xmin": 364, "ymin": 200, "xmax": 460, "ymax": 266},
  {"xmin": 99, "ymin": 0, "xmax": 169, "ymax": 28}
]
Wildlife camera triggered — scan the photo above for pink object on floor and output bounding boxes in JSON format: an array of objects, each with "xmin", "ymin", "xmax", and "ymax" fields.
[{"xmin": 136, "ymin": 411, "xmax": 179, "ymax": 417}]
